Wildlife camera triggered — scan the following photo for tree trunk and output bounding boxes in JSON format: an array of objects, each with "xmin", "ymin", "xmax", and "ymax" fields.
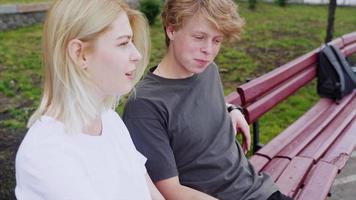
[{"xmin": 325, "ymin": 0, "xmax": 337, "ymax": 43}]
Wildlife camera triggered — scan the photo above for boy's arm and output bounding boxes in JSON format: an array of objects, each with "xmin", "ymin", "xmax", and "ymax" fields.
[
  {"xmin": 226, "ymin": 103, "xmax": 251, "ymax": 153},
  {"xmin": 155, "ymin": 176, "xmax": 218, "ymax": 200},
  {"xmin": 146, "ymin": 174, "xmax": 166, "ymax": 200}
]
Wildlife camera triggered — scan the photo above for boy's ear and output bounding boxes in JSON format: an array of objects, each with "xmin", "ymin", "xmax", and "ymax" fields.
[
  {"xmin": 166, "ymin": 25, "xmax": 176, "ymax": 40},
  {"xmin": 68, "ymin": 39, "xmax": 88, "ymax": 70}
]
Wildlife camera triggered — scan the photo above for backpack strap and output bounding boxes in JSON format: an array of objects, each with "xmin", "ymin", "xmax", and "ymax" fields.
[
  {"xmin": 322, "ymin": 45, "xmax": 346, "ymax": 92},
  {"xmin": 330, "ymin": 45, "xmax": 356, "ymax": 85}
]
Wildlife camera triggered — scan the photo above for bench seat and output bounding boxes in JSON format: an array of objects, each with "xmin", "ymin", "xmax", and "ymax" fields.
[
  {"xmin": 252, "ymin": 92, "xmax": 355, "ymax": 199},
  {"xmin": 226, "ymin": 31, "xmax": 356, "ymax": 199}
]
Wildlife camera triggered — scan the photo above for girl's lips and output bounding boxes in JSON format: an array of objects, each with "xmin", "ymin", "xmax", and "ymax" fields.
[{"xmin": 125, "ymin": 71, "xmax": 135, "ymax": 80}]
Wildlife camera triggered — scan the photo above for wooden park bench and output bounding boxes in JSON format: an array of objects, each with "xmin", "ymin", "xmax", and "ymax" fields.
[{"xmin": 225, "ymin": 31, "xmax": 356, "ymax": 200}]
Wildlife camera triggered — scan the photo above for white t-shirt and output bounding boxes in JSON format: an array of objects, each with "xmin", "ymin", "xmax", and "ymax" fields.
[{"xmin": 15, "ymin": 110, "xmax": 151, "ymax": 200}]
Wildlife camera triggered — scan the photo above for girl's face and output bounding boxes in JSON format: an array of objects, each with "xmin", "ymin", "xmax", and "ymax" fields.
[{"xmin": 85, "ymin": 12, "xmax": 142, "ymax": 98}]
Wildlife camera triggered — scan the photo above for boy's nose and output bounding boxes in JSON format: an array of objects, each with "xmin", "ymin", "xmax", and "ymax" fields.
[{"xmin": 200, "ymin": 42, "xmax": 214, "ymax": 55}]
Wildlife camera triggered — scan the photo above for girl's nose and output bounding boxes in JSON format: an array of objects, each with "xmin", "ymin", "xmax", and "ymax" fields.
[{"xmin": 130, "ymin": 44, "xmax": 142, "ymax": 63}]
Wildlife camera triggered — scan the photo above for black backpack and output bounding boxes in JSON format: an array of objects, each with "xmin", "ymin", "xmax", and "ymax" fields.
[{"xmin": 317, "ymin": 45, "xmax": 356, "ymax": 101}]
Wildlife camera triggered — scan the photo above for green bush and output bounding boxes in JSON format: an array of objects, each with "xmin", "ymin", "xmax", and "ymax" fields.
[
  {"xmin": 139, "ymin": 0, "xmax": 161, "ymax": 25},
  {"xmin": 249, "ymin": 0, "xmax": 257, "ymax": 10},
  {"xmin": 275, "ymin": 0, "xmax": 287, "ymax": 7}
]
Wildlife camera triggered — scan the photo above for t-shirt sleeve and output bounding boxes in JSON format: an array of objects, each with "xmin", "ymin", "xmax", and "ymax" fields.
[
  {"xmin": 123, "ymin": 99, "xmax": 178, "ymax": 182},
  {"xmin": 107, "ymin": 109, "xmax": 149, "ymax": 176},
  {"xmin": 16, "ymin": 143, "xmax": 99, "ymax": 200}
]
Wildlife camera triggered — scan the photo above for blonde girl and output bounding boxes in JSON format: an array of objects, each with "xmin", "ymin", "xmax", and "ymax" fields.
[{"xmin": 15, "ymin": 0, "xmax": 163, "ymax": 199}]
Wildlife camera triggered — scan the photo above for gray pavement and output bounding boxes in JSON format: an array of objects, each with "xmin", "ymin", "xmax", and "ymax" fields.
[{"xmin": 329, "ymin": 148, "xmax": 356, "ymax": 200}]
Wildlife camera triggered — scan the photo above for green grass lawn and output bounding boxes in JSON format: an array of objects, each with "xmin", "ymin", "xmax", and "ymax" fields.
[
  {"xmin": 2, "ymin": 1, "xmax": 355, "ymax": 140},
  {"xmin": 1, "ymin": 1, "xmax": 356, "ymax": 199}
]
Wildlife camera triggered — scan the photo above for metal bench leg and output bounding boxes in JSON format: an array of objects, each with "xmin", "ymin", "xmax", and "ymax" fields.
[{"xmin": 253, "ymin": 120, "xmax": 263, "ymax": 153}]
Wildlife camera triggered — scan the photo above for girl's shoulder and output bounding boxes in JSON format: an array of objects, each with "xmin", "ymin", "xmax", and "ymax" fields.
[
  {"xmin": 23, "ymin": 116, "xmax": 67, "ymax": 147},
  {"xmin": 16, "ymin": 116, "xmax": 77, "ymax": 168},
  {"xmin": 102, "ymin": 109, "xmax": 126, "ymax": 130}
]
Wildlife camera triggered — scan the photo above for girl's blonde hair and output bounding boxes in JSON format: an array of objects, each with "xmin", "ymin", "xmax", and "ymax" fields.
[
  {"xmin": 28, "ymin": 0, "xmax": 150, "ymax": 133},
  {"xmin": 161, "ymin": 0, "xmax": 245, "ymax": 46}
]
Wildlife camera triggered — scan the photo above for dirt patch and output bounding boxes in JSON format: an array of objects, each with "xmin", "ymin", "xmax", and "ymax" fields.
[
  {"xmin": 270, "ymin": 30, "xmax": 302, "ymax": 40},
  {"xmin": 221, "ymin": 44, "xmax": 308, "ymax": 90},
  {"xmin": 0, "ymin": 63, "xmax": 30, "ymax": 199},
  {"xmin": 0, "ymin": 129, "xmax": 24, "ymax": 150},
  {"xmin": 0, "ymin": 63, "xmax": 12, "ymax": 114},
  {"xmin": 0, "ymin": 93, "xmax": 33, "ymax": 123},
  {"xmin": 0, "ymin": 128, "xmax": 25, "ymax": 200},
  {"xmin": 245, "ymin": 46, "xmax": 304, "ymax": 76},
  {"xmin": 30, "ymin": 73, "xmax": 42, "ymax": 87},
  {"xmin": 0, "ymin": 93, "xmax": 12, "ymax": 113}
]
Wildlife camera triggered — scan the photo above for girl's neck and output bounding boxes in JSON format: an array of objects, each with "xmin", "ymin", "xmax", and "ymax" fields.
[
  {"xmin": 45, "ymin": 104, "xmax": 103, "ymax": 136},
  {"xmin": 83, "ymin": 116, "xmax": 103, "ymax": 136}
]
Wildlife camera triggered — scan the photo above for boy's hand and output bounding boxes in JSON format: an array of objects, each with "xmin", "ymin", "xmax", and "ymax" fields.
[{"xmin": 229, "ymin": 109, "xmax": 251, "ymax": 153}]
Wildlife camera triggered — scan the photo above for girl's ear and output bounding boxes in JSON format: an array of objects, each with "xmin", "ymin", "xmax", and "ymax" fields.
[
  {"xmin": 68, "ymin": 39, "xmax": 88, "ymax": 70},
  {"xmin": 166, "ymin": 25, "xmax": 176, "ymax": 40}
]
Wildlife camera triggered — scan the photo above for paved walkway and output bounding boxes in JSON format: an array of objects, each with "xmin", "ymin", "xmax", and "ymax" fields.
[{"xmin": 329, "ymin": 148, "xmax": 356, "ymax": 200}]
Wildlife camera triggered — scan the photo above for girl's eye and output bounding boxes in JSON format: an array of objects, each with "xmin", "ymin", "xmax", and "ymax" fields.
[
  {"xmin": 193, "ymin": 35, "xmax": 204, "ymax": 40},
  {"xmin": 118, "ymin": 41, "xmax": 129, "ymax": 46}
]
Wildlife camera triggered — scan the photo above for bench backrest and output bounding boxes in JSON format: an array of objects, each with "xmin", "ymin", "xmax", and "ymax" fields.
[
  {"xmin": 224, "ymin": 91, "xmax": 242, "ymax": 106},
  {"xmin": 342, "ymin": 32, "xmax": 356, "ymax": 57},
  {"xmin": 236, "ymin": 32, "xmax": 356, "ymax": 124}
]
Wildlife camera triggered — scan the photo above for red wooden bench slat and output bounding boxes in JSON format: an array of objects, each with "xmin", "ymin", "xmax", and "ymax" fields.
[
  {"xmin": 342, "ymin": 32, "xmax": 356, "ymax": 47},
  {"xmin": 245, "ymin": 66, "xmax": 316, "ymax": 123},
  {"xmin": 237, "ymin": 49, "xmax": 318, "ymax": 106},
  {"xmin": 249, "ymin": 154, "xmax": 270, "ymax": 172},
  {"xmin": 296, "ymin": 161, "xmax": 338, "ymax": 200},
  {"xmin": 277, "ymin": 92, "xmax": 355, "ymax": 159},
  {"xmin": 224, "ymin": 91, "xmax": 242, "ymax": 105},
  {"xmin": 321, "ymin": 117, "xmax": 356, "ymax": 170},
  {"xmin": 262, "ymin": 158, "xmax": 290, "ymax": 181},
  {"xmin": 254, "ymin": 98, "xmax": 332, "ymax": 159},
  {"xmin": 342, "ymin": 42, "xmax": 356, "ymax": 57},
  {"xmin": 328, "ymin": 37, "xmax": 344, "ymax": 49},
  {"xmin": 275, "ymin": 157, "xmax": 314, "ymax": 198},
  {"xmin": 298, "ymin": 94, "xmax": 356, "ymax": 161}
]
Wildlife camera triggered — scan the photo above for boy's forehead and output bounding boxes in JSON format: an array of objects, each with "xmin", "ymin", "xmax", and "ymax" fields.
[{"xmin": 181, "ymin": 14, "xmax": 222, "ymax": 36}]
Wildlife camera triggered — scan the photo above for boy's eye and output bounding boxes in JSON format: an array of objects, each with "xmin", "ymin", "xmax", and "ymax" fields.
[{"xmin": 193, "ymin": 35, "xmax": 204, "ymax": 40}]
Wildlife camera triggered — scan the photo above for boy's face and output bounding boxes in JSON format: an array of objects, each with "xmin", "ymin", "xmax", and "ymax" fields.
[{"xmin": 168, "ymin": 14, "xmax": 223, "ymax": 74}]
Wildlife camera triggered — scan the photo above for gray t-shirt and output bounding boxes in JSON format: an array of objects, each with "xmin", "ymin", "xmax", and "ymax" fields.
[{"xmin": 123, "ymin": 63, "xmax": 277, "ymax": 200}]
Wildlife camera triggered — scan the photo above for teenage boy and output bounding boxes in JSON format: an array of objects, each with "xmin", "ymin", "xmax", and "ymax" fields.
[{"xmin": 123, "ymin": 0, "xmax": 292, "ymax": 199}]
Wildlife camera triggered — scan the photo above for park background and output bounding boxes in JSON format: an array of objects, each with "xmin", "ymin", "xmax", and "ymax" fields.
[{"xmin": 0, "ymin": 0, "xmax": 355, "ymax": 199}]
